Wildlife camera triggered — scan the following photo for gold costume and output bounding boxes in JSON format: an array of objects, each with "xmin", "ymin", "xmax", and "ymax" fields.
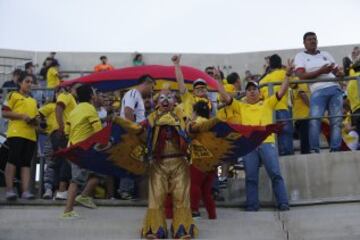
[
  {"xmin": 111, "ymin": 103, "xmax": 275, "ymax": 238},
  {"xmin": 141, "ymin": 110, "xmax": 197, "ymax": 239},
  {"xmin": 114, "ymin": 108, "xmax": 198, "ymax": 239}
]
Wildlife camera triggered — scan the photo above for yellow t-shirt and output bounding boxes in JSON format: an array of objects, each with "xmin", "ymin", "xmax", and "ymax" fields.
[
  {"xmin": 216, "ymin": 83, "xmax": 241, "ymax": 123},
  {"xmin": 4, "ymin": 91, "xmax": 38, "ymax": 141},
  {"xmin": 217, "ymin": 107, "xmax": 241, "ymax": 124},
  {"xmin": 292, "ymin": 83, "xmax": 310, "ymax": 119},
  {"xmin": 67, "ymin": 102, "xmax": 102, "ymax": 145},
  {"xmin": 56, "ymin": 92, "xmax": 77, "ymax": 135},
  {"xmin": 347, "ymin": 71, "xmax": 360, "ymax": 112},
  {"xmin": 224, "ymin": 83, "xmax": 236, "ymax": 93},
  {"xmin": 47, "ymin": 67, "xmax": 60, "ymax": 88},
  {"xmin": 39, "ymin": 102, "xmax": 57, "ymax": 134},
  {"xmin": 260, "ymin": 69, "xmax": 288, "ymax": 110},
  {"xmin": 180, "ymin": 91, "xmax": 211, "ymax": 119},
  {"xmin": 225, "ymin": 95, "xmax": 279, "ymax": 143}
]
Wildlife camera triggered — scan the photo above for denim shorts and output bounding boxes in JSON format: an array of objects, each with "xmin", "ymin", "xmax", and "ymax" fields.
[{"xmin": 70, "ymin": 162, "xmax": 104, "ymax": 186}]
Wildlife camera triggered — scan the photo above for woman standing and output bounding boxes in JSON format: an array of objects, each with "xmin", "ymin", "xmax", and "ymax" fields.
[{"xmin": 2, "ymin": 72, "xmax": 39, "ymax": 200}]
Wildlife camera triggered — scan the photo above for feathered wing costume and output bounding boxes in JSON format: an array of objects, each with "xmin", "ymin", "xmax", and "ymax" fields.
[{"xmin": 56, "ymin": 111, "xmax": 280, "ymax": 239}]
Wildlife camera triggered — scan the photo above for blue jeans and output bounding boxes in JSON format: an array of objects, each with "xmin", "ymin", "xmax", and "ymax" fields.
[
  {"xmin": 243, "ymin": 143, "xmax": 289, "ymax": 210},
  {"xmin": 309, "ymin": 86, "xmax": 343, "ymax": 152},
  {"xmin": 118, "ymin": 172, "xmax": 136, "ymax": 195},
  {"xmin": 276, "ymin": 110, "xmax": 294, "ymax": 155}
]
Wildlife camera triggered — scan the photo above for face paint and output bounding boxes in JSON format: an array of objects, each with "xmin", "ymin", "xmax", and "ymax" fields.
[
  {"xmin": 158, "ymin": 94, "xmax": 175, "ymax": 104},
  {"xmin": 158, "ymin": 92, "xmax": 175, "ymax": 112}
]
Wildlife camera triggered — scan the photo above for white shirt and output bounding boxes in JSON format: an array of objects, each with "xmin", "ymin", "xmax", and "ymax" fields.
[
  {"xmin": 294, "ymin": 50, "xmax": 338, "ymax": 93},
  {"xmin": 120, "ymin": 88, "xmax": 145, "ymax": 123}
]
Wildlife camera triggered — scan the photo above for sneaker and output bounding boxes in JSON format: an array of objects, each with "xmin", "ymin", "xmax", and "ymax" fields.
[
  {"xmin": 119, "ymin": 191, "xmax": 133, "ymax": 200},
  {"xmin": 278, "ymin": 204, "xmax": 290, "ymax": 211},
  {"xmin": 218, "ymin": 178, "xmax": 228, "ymax": 189},
  {"xmin": 55, "ymin": 191, "xmax": 68, "ymax": 200},
  {"xmin": 192, "ymin": 211, "xmax": 201, "ymax": 219},
  {"xmin": 42, "ymin": 189, "xmax": 53, "ymax": 199},
  {"xmin": 5, "ymin": 190, "xmax": 17, "ymax": 201},
  {"xmin": 21, "ymin": 191, "xmax": 35, "ymax": 200},
  {"xmin": 75, "ymin": 195, "xmax": 97, "ymax": 209},
  {"xmin": 60, "ymin": 211, "xmax": 80, "ymax": 220}
]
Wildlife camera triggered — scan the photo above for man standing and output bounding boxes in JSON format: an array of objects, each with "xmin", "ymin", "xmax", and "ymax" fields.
[
  {"xmin": 217, "ymin": 60, "xmax": 293, "ymax": 211},
  {"xmin": 117, "ymin": 75, "xmax": 155, "ymax": 199},
  {"xmin": 260, "ymin": 54, "xmax": 293, "ymax": 156},
  {"xmin": 294, "ymin": 32, "xmax": 343, "ymax": 152},
  {"xmin": 47, "ymin": 60, "xmax": 62, "ymax": 89}
]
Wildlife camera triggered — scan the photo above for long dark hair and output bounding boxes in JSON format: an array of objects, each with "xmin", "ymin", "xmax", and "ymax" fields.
[{"xmin": 17, "ymin": 71, "xmax": 33, "ymax": 89}]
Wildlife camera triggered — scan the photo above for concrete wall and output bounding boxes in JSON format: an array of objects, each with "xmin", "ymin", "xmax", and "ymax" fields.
[
  {"xmin": 1, "ymin": 43, "xmax": 359, "ymax": 85},
  {"xmin": 224, "ymin": 151, "xmax": 360, "ymax": 205}
]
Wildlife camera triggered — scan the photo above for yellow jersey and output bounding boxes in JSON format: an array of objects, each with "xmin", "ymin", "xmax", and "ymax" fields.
[
  {"xmin": 260, "ymin": 68, "xmax": 288, "ymax": 111},
  {"xmin": 56, "ymin": 92, "xmax": 77, "ymax": 135},
  {"xmin": 347, "ymin": 71, "xmax": 360, "ymax": 112},
  {"xmin": 225, "ymin": 95, "xmax": 279, "ymax": 143},
  {"xmin": 181, "ymin": 91, "xmax": 211, "ymax": 119},
  {"xmin": 291, "ymin": 83, "xmax": 310, "ymax": 119},
  {"xmin": 67, "ymin": 102, "xmax": 102, "ymax": 145},
  {"xmin": 39, "ymin": 102, "xmax": 57, "ymax": 134},
  {"xmin": 47, "ymin": 67, "xmax": 60, "ymax": 88},
  {"xmin": 3, "ymin": 91, "xmax": 38, "ymax": 141}
]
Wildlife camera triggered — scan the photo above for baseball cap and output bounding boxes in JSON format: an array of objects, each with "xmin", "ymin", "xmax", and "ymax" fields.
[
  {"xmin": 245, "ymin": 81, "xmax": 259, "ymax": 90},
  {"xmin": 193, "ymin": 78, "xmax": 207, "ymax": 87}
]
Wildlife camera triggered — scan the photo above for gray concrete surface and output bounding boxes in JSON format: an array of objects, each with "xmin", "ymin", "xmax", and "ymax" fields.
[
  {"xmin": 223, "ymin": 151, "xmax": 360, "ymax": 205},
  {"xmin": 1, "ymin": 203, "xmax": 360, "ymax": 240},
  {"xmin": 282, "ymin": 203, "xmax": 360, "ymax": 240},
  {"xmin": 1, "ymin": 43, "xmax": 359, "ymax": 84}
]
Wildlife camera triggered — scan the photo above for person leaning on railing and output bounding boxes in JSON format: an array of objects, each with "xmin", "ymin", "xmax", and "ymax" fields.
[
  {"xmin": 294, "ymin": 31, "xmax": 344, "ymax": 153},
  {"xmin": 290, "ymin": 79, "xmax": 311, "ymax": 154},
  {"xmin": 94, "ymin": 56, "xmax": 114, "ymax": 72},
  {"xmin": 346, "ymin": 59, "xmax": 360, "ymax": 143},
  {"xmin": 47, "ymin": 59, "xmax": 68, "ymax": 89}
]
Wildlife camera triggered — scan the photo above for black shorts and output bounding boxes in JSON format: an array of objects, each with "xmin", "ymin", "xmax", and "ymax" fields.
[{"xmin": 7, "ymin": 137, "xmax": 36, "ymax": 167}]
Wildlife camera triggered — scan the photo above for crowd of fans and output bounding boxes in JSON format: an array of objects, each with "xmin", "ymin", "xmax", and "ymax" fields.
[{"xmin": 1, "ymin": 32, "xmax": 360, "ymax": 219}]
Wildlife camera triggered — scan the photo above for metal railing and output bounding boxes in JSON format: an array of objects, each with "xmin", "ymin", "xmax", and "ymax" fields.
[
  {"xmin": 1, "ymin": 74, "xmax": 360, "ymax": 198},
  {"xmin": 0, "ymin": 55, "xmax": 33, "ymax": 84},
  {"xmin": 260, "ymin": 76, "xmax": 360, "ymax": 121}
]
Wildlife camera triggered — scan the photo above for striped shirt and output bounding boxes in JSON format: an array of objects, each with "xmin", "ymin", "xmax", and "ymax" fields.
[{"xmin": 120, "ymin": 89, "xmax": 145, "ymax": 123}]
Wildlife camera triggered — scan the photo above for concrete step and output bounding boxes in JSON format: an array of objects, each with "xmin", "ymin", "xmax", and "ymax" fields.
[{"xmin": 1, "ymin": 204, "xmax": 360, "ymax": 240}]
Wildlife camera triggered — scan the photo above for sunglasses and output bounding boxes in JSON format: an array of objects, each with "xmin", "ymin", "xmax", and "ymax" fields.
[{"xmin": 194, "ymin": 86, "xmax": 207, "ymax": 91}]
